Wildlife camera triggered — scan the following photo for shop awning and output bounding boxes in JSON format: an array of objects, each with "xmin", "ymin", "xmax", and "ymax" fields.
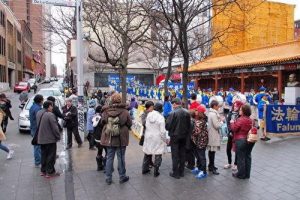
[{"xmin": 189, "ymin": 40, "xmax": 300, "ymax": 72}]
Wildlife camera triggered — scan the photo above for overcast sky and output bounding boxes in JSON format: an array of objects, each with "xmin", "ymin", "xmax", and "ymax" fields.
[{"xmin": 52, "ymin": 0, "xmax": 300, "ymax": 75}]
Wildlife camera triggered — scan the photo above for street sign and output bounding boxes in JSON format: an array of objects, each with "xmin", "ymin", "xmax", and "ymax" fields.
[{"xmin": 32, "ymin": 0, "xmax": 75, "ymax": 7}]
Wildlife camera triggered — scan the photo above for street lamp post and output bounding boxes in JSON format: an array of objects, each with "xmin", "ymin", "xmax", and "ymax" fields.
[{"xmin": 76, "ymin": 0, "xmax": 84, "ymax": 99}]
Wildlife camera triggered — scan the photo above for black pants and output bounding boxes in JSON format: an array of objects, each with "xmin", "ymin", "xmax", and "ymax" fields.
[
  {"xmin": 41, "ymin": 143, "xmax": 57, "ymax": 174},
  {"xmin": 208, "ymin": 151, "xmax": 216, "ymax": 170},
  {"xmin": 227, "ymin": 135, "xmax": 237, "ymax": 165},
  {"xmin": 170, "ymin": 137, "xmax": 186, "ymax": 176},
  {"xmin": 1, "ymin": 117, "xmax": 8, "ymax": 133},
  {"xmin": 185, "ymin": 141, "xmax": 195, "ymax": 168},
  {"xmin": 67, "ymin": 126, "xmax": 82, "ymax": 147},
  {"xmin": 142, "ymin": 154, "xmax": 162, "ymax": 172},
  {"xmin": 236, "ymin": 139, "xmax": 255, "ymax": 178},
  {"xmin": 193, "ymin": 146, "xmax": 207, "ymax": 173},
  {"xmin": 87, "ymin": 131, "xmax": 95, "ymax": 148}
]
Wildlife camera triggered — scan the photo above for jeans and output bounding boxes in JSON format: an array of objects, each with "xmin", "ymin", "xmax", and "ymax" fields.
[
  {"xmin": 236, "ymin": 139, "xmax": 255, "ymax": 178},
  {"xmin": 31, "ymin": 130, "xmax": 41, "ymax": 165},
  {"xmin": 0, "ymin": 141, "xmax": 9, "ymax": 153},
  {"xmin": 41, "ymin": 143, "xmax": 57, "ymax": 174},
  {"xmin": 170, "ymin": 137, "xmax": 186, "ymax": 176},
  {"xmin": 105, "ymin": 146, "xmax": 127, "ymax": 181},
  {"xmin": 193, "ymin": 147, "xmax": 207, "ymax": 173}
]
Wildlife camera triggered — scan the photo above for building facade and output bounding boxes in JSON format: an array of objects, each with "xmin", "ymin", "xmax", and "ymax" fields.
[
  {"xmin": 7, "ymin": 0, "xmax": 46, "ymax": 78},
  {"xmin": 212, "ymin": 0, "xmax": 295, "ymax": 57},
  {"xmin": 20, "ymin": 20, "xmax": 33, "ymax": 80},
  {"xmin": 295, "ymin": 20, "xmax": 300, "ymax": 40},
  {"xmin": 0, "ymin": 1, "xmax": 22, "ymax": 90}
]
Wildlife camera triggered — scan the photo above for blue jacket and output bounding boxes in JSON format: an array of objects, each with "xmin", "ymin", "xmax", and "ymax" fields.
[
  {"xmin": 226, "ymin": 93, "xmax": 233, "ymax": 106},
  {"xmin": 86, "ymin": 108, "xmax": 95, "ymax": 131},
  {"xmin": 247, "ymin": 93, "xmax": 254, "ymax": 105},
  {"xmin": 163, "ymin": 101, "xmax": 172, "ymax": 118},
  {"xmin": 29, "ymin": 103, "xmax": 42, "ymax": 135},
  {"xmin": 258, "ymin": 100, "xmax": 268, "ymax": 119}
]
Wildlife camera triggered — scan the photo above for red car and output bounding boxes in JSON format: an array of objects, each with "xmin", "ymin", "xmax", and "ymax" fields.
[{"xmin": 14, "ymin": 82, "xmax": 30, "ymax": 93}]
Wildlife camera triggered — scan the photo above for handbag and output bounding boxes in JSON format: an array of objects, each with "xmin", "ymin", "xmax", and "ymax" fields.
[
  {"xmin": 139, "ymin": 135, "xmax": 144, "ymax": 146},
  {"xmin": 31, "ymin": 112, "xmax": 45, "ymax": 145},
  {"xmin": 247, "ymin": 121, "xmax": 258, "ymax": 143}
]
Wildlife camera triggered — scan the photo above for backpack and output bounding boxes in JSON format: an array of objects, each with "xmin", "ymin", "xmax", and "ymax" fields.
[{"xmin": 105, "ymin": 116, "xmax": 121, "ymax": 137}]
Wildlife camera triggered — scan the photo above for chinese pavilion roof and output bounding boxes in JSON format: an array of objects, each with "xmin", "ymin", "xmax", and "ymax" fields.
[{"xmin": 189, "ymin": 40, "xmax": 300, "ymax": 72}]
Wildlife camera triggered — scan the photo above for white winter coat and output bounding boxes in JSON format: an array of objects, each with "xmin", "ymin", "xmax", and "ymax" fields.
[
  {"xmin": 207, "ymin": 108, "xmax": 222, "ymax": 148},
  {"xmin": 143, "ymin": 110, "xmax": 167, "ymax": 155}
]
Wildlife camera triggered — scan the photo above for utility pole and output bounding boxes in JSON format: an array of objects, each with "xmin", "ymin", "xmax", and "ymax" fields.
[{"xmin": 76, "ymin": 0, "xmax": 83, "ymax": 99}]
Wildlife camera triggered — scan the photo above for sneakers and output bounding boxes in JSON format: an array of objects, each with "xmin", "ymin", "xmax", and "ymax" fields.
[
  {"xmin": 119, "ymin": 176, "xmax": 129, "ymax": 184},
  {"xmin": 191, "ymin": 167, "xmax": 200, "ymax": 175},
  {"xmin": 195, "ymin": 171, "xmax": 208, "ymax": 179},
  {"xmin": 224, "ymin": 164, "xmax": 232, "ymax": 169},
  {"xmin": 6, "ymin": 150, "xmax": 14, "ymax": 160},
  {"xmin": 231, "ymin": 165, "xmax": 237, "ymax": 171}
]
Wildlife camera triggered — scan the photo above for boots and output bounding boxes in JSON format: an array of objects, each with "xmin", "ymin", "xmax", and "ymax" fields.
[
  {"xmin": 208, "ymin": 151, "xmax": 219, "ymax": 175},
  {"xmin": 154, "ymin": 166, "xmax": 160, "ymax": 177},
  {"xmin": 96, "ymin": 156, "xmax": 104, "ymax": 171},
  {"xmin": 88, "ymin": 134, "xmax": 96, "ymax": 150}
]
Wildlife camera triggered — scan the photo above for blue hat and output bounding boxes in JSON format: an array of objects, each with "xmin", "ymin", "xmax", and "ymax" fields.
[
  {"xmin": 207, "ymin": 88, "xmax": 212, "ymax": 92},
  {"xmin": 259, "ymin": 86, "xmax": 266, "ymax": 91},
  {"xmin": 229, "ymin": 88, "xmax": 234, "ymax": 92}
]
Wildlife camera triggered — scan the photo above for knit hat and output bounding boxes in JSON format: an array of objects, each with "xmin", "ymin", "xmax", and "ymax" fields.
[
  {"xmin": 233, "ymin": 100, "xmax": 244, "ymax": 109},
  {"xmin": 89, "ymin": 99, "xmax": 96, "ymax": 107},
  {"xmin": 197, "ymin": 105, "xmax": 206, "ymax": 113},
  {"xmin": 259, "ymin": 86, "xmax": 266, "ymax": 91},
  {"xmin": 171, "ymin": 98, "xmax": 182, "ymax": 105},
  {"xmin": 111, "ymin": 93, "xmax": 122, "ymax": 104}
]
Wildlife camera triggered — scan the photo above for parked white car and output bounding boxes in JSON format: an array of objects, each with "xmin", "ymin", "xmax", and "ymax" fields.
[
  {"xmin": 37, "ymin": 88, "xmax": 65, "ymax": 105},
  {"xmin": 18, "ymin": 96, "xmax": 63, "ymax": 133}
]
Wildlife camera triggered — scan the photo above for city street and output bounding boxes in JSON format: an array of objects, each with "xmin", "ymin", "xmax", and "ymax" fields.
[{"xmin": 0, "ymin": 86, "xmax": 299, "ymax": 200}]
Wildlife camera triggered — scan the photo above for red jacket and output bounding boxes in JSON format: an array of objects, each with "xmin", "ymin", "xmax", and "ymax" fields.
[
  {"xmin": 189, "ymin": 101, "xmax": 200, "ymax": 110},
  {"xmin": 230, "ymin": 116, "xmax": 252, "ymax": 141}
]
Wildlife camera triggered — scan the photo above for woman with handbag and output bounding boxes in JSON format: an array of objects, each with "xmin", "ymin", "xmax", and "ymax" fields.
[
  {"xmin": 230, "ymin": 104, "xmax": 255, "ymax": 179},
  {"xmin": 0, "ymin": 108, "xmax": 14, "ymax": 159}
]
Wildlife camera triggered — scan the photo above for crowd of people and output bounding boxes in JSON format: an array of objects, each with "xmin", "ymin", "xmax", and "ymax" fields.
[{"xmin": 1, "ymin": 82, "xmax": 268, "ymax": 184}]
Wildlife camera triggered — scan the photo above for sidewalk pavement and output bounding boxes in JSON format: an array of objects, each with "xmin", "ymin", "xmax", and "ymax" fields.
[{"xmin": 1, "ymin": 129, "xmax": 300, "ymax": 200}]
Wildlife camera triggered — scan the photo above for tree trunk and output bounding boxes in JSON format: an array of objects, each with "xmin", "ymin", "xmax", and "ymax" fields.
[
  {"xmin": 120, "ymin": 65, "xmax": 127, "ymax": 103},
  {"xmin": 164, "ymin": 55, "xmax": 173, "ymax": 96},
  {"xmin": 182, "ymin": 57, "xmax": 189, "ymax": 108}
]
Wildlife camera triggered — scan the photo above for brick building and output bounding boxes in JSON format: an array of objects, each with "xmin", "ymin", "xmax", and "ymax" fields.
[
  {"xmin": 0, "ymin": 1, "xmax": 22, "ymax": 91},
  {"xmin": 6, "ymin": 0, "xmax": 45, "ymax": 78}
]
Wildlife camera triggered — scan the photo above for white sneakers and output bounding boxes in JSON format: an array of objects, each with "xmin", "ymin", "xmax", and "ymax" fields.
[
  {"xmin": 224, "ymin": 164, "xmax": 237, "ymax": 171},
  {"xmin": 6, "ymin": 150, "xmax": 14, "ymax": 160}
]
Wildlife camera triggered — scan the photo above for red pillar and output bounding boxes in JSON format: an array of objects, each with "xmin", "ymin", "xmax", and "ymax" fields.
[
  {"xmin": 214, "ymin": 75, "xmax": 218, "ymax": 92},
  {"xmin": 241, "ymin": 73, "xmax": 245, "ymax": 93},
  {"xmin": 278, "ymin": 70, "xmax": 282, "ymax": 101}
]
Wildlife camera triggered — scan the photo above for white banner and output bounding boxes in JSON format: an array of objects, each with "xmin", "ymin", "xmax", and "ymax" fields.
[{"xmin": 32, "ymin": 0, "xmax": 75, "ymax": 7}]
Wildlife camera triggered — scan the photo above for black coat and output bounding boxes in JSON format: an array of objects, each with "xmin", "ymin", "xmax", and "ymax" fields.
[
  {"xmin": 62, "ymin": 105, "xmax": 78, "ymax": 128},
  {"xmin": 166, "ymin": 107, "xmax": 191, "ymax": 139}
]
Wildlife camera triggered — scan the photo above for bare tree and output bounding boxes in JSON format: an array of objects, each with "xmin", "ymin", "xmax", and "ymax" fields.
[
  {"xmin": 154, "ymin": 0, "xmax": 261, "ymax": 107},
  {"xmin": 84, "ymin": 0, "xmax": 153, "ymax": 102},
  {"xmin": 43, "ymin": 7, "xmax": 76, "ymax": 51}
]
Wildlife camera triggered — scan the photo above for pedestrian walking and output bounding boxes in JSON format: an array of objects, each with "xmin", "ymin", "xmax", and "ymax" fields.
[
  {"xmin": 29, "ymin": 94, "xmax": 44, "ymax": 167},
  {"xmin": 224, "ymin": 100, "xmax": 244, "ymax": 170},
  {"xmin": 0, "ymin": 93, "xmax": 14, "ymax": 133},
  {"xmin": 87, "ymin": 99, "xmax": 96, "ymax": 150},
  {"xmin": 93, "ymin": 105, "xmax": 107, "ymax": 171},
  {"xmin": 166, "ymin": 98, "xmax": 191, "ymax": 179},
  {"xmin": 207, "ymin": 100, "xmax": 223, "ymax": 175},
  {"xmin": 190, "ymin": 105, "xmax": 208, "ymax": 179},
  {"xmin": 231, "ymin": 104, "xmax": 255, "ymax": 179},
  {"xmin": 142, "ymin": 103, "xmax": 167, "ymax": 177},
  {"xmin": 0, "ymin": 107, "xmax": 14, "ymax": 159},
  {"xmin": 37, "ymin": 101, "xmax": 61, "ymax": 178},
  {"xmin": 62, "ymin": 98, "xmax": 83, "ymax": 149},
  {"xmin": 100, "ymin": 93, "xmax": 132, "ymax": 185}
]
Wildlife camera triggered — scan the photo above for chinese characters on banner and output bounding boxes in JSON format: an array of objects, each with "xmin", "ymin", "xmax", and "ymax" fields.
[{"xmin": 266, "ymin": 105, "xmax": 300, "ymax": 136}]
